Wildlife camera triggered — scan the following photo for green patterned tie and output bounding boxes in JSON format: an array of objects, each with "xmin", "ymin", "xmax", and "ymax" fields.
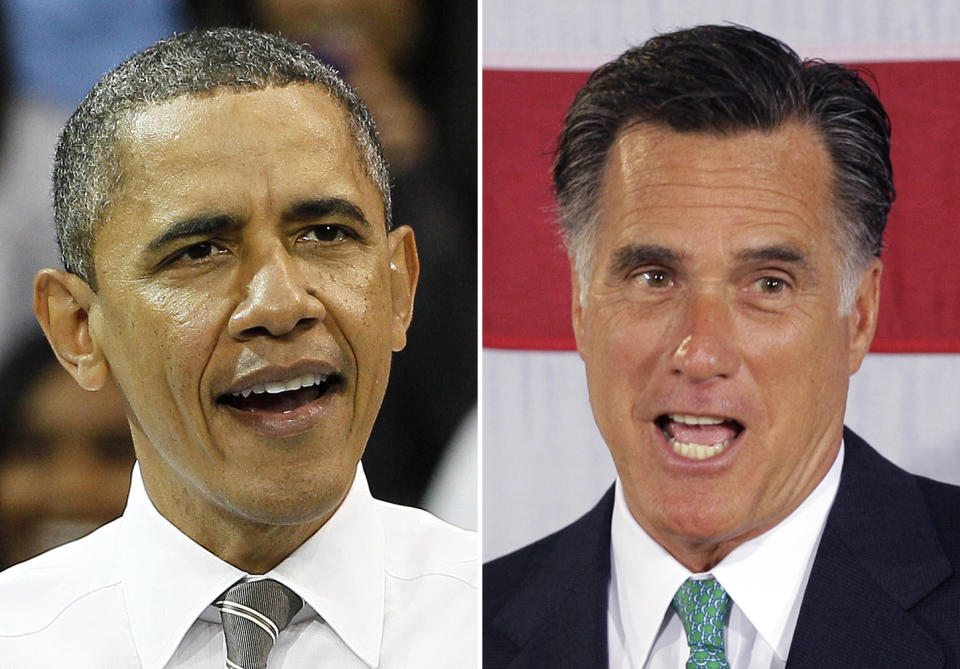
[{"xmin": 672, "ymin": 578, "xmax": 732, "ymax": 669}]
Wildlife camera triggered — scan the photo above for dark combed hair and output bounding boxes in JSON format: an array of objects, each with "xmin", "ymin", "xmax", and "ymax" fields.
[
  {"xmin": 54, "ymin": 27, "xmax": 391, "ymax": 290},
  {"xmin": 554, "ymin": 24, "xmax": 894, "ymax": 292}
]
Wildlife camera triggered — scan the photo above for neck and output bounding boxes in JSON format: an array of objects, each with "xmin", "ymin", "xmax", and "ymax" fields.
[
  {"xmin": 196, "ymin": 517, "xmax": 329, "ymax": 574},
  {"xmin": 153, "ymin": 480, "xmax": 337, "ymax": 573},
  {"xmin": 660, "ymin": 531, "xmax": 766, "ymax": 573},
  {"xmin": 136, "ymin": 457, "xmax": 345, "ymax": 574}
]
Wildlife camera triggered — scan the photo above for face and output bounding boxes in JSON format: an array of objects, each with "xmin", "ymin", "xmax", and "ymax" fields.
[
  {"xmin": 70, "ymin": 85, "xmax": 416, "ymax": 532},
  {"xmin": 572, "ymin": 122, "xmax": 879, "ymax": 565}
]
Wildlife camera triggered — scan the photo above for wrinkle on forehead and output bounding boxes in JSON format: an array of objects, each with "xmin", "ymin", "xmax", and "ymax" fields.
[
  {"xmin": 603, "ymin": 121, "xmax": 834, "ymax": 238},
  {"xmin": 123, "ymin": 84, "xmax": 347, "ymax": 143},
  {"xmin": 116, "ymin": 85, "xmax": 365, "ymax": 197},
  {"xmin": 591, "ymin": 126, "xmax": 835, "ymax": 279}
]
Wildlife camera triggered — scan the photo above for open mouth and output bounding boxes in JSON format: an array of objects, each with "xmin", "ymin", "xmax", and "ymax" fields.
[
  {"xmin": 656, "ymin": 413, "xmax": 744, "ymax": 461},
  {"xmin": 218, "ymin": 373, "xmax": 343, "ymax": 414}
]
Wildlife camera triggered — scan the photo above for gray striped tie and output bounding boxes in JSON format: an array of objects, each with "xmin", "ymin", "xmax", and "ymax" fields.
[{"xmin": 216, "ymin": 579, "xmax": 303, "ymax": 669}]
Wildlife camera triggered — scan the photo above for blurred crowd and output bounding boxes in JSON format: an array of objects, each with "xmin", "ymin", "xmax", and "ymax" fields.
[{"xmin": 0, "ymin": 0, "xmax": 477, "ymax": 568}]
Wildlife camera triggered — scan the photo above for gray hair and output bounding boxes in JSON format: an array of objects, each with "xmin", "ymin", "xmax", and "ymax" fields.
[
  {"xmin": 54, "ymin": 27, "xmax": 391, "ymax": 289},
  {"xmin": 553, "ymin": 25, "xmax": 894, "ymax": 312}
]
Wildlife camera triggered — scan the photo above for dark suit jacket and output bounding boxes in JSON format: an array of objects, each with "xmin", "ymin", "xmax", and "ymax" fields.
[{"xmin": 483, "ymin": 428, "xmax": 960, "ymax": 668}]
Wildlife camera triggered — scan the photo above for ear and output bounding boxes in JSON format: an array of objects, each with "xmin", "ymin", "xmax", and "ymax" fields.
[
  {"xmin": 34, "ymin": 268, "xmax": 109, "ymax": 391},
  {"xmin": 570, "ymin": 263, "xmax": 586, "ymax": 358},
  {"xmin": 847, "ymin": 258, "xmax": 882, "ymax": 375},
  {"xmin": 386, "ymin": 225, "xmax": 419, "ymax": 352}
]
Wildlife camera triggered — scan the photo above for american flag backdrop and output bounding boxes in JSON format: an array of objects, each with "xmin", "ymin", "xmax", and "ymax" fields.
[{"xmin": 482, "ymin": 0, "xmax": 960, "ymax": 560}]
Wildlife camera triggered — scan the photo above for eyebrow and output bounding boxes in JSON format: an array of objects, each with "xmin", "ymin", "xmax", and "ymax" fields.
[
  {"xmin": 610, "ymin": 244, "xmax": 684, "ymax": 274},
  {"xmin": 146, "ymin": 214, "xmax": 238, "ymax": 252},
  {"xmin": 284, "ymin": 197, "xmax": 369, "ymax": 227},
  {"xmin": 734, "ymin": 244, "xmax": 809, "ymax": 268}
]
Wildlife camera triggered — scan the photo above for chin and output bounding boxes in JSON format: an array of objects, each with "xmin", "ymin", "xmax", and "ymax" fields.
[{"xmin": 657, "ymin": 498, "xmax": 750, "ymax": 547}]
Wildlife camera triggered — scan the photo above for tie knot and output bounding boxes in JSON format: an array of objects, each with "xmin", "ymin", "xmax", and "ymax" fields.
[
  {"xmin": 216, "ymin": 579, "xmax": 304, "ymax": 669},
  {"xmin": 672, "ymin": 578, "xmax": 731, "ymax": 669}
]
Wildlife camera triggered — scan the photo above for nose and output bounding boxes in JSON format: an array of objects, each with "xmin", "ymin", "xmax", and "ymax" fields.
[
  {"xmin": 228, "ymin": 245, "xmax": 325, "ymax": 339},
  {"xmin": 671, "ymin": 290, "xmax": 741, "ymax": 382}
]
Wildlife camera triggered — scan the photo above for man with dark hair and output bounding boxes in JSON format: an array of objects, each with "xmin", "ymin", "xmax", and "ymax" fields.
[
  {"xmin": 484, "ymin": 25, "xmax": 960, "ymax": 667},
  {"xmin": 0, "ymin": 28, "xmax": 476, "ymax": 667}
]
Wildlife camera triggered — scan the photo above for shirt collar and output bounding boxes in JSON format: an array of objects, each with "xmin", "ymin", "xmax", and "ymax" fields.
[
  {"xmin": 714, "ymin": 442, "xmax": 842, "ymax": 660},
  {"xmin": 119, "ymin": 462, "xmax": 384, "ymax": 669},
  {"xmin": 610, "ymin": 442, "xmax": 843, "ymax": 666},
  {"xmin": 609, "ymin": 478, "xmax": 694, "ymax": 668},
  {"xmin": 269, "ymin": 464, "xmax": 384, "ymax": 667}
]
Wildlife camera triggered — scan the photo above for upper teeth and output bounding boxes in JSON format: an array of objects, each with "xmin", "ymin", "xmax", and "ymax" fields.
[
  {"xmin": 232, "ymin": 373, "xmax": 327, "ymax": 398},
  {"xmin": 670, "ymin": 413, "xmax": 726, "ymax": 425}
]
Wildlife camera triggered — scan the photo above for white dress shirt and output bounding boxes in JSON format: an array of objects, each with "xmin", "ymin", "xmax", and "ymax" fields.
[
  {"xmin": 0, "ymin": 463, "xmax": 477, "ymax": 668},
  {"xmin": 608, "ymin": 443, "xmax": 843, "ymax": 669}
]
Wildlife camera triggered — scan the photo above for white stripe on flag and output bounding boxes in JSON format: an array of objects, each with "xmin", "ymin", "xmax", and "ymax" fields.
[{"xmin": 484, "ymin": 0, "xmax": 960, "ymax": 68}]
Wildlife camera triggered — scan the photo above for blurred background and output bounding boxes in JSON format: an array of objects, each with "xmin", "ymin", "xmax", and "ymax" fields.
[{"xmin": 0, "ymin": 0, "xmax": 477, "ymax": 568}]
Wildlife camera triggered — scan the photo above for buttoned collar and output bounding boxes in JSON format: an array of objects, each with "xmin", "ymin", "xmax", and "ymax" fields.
[
  {"xmin": 119, "ymin": 462, "xmax": 384, "ymax": 669},
  {"xmin": 610, "ymin": 442, "xmax": 843, "ymax": 666}
]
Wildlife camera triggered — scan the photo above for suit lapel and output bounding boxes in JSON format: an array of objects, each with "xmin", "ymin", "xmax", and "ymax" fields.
[
  {"xmin": 787, "ymin": 429, "xmax": 951, "ymax": 668},
  {"xmin": 488, "ymin": 489, "xmax": 613, "ymax": 669}
]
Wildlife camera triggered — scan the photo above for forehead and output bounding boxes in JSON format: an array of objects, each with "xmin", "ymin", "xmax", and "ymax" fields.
[
  {"xmin": 597, "ymin": 121, "xmax": 835, "ymax": 252},
  {"xmin": 105, "ymin": 84, "xmax": 380, "ymax": 229},
  {"xmin": 121, "ymin": 83, "xmax": 355, "ymax": 154}
]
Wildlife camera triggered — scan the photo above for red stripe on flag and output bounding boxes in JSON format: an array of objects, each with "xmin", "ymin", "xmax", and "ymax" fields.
[
  {"xmin": 482, "ymin": 69, "xmax": 585, "ymax": 350},
  {"xmin": 483, "ymin": 63, "xmax": 960, "ymax": 353}
]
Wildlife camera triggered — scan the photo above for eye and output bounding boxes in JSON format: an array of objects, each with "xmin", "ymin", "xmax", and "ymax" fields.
[
  {"xmin": 755, "ymin": 276, "xmax": 788, "ymax": 294},
  {"xmin": 174, "ymin": 241, "xmax": 225, "ymax": 262},
  {"xmin": 636, "ymin": 269, "xmax": 673, "ymax": 288},
  {"xmin": 300, "ymin": 225, "xmax": 351, "ymax": 243}
]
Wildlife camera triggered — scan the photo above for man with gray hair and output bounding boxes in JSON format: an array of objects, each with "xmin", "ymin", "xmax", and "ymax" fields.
[
  {"xmin": 0, "ymin": 27, "xmax": 476, "ymax": 667},
  {"xmin": 484, "ymin": 25, "xmax": 960, "ymax": 667}
]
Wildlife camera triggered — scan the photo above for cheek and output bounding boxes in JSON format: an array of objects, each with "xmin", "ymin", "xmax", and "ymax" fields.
[
  {"xmin": 104, "ymin": 280, "xmax": 222, "ymax": 336},
  {"xmin": 324, "ymin": 261, "xmax": 395, "ymax": 346},
  {"xmin": 740, "ymin": 310, "xmax": 849, "ymax": 432},
  {"xmin": 580, "ymin": 303, "xmax": 667, "ymax": 442},
  {"xmin": 320, "ymin": 263, "xmax": 396, "ymax": 437},
  {"xmin": 582, "ymin": 300, "xmax": 667, "ymax": 383},
  {"xmin": 99, "ymin": 286, "xmax": 229, "ymax": 391}
]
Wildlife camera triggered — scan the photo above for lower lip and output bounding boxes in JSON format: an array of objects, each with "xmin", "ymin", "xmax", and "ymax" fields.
[
  {"xmin": 655, "ymin": 422, "xmax": 744, "ymax": 469},
  {"xmin": 219, "ymin": 391, "xmax": 341, "ymax": 438}
]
